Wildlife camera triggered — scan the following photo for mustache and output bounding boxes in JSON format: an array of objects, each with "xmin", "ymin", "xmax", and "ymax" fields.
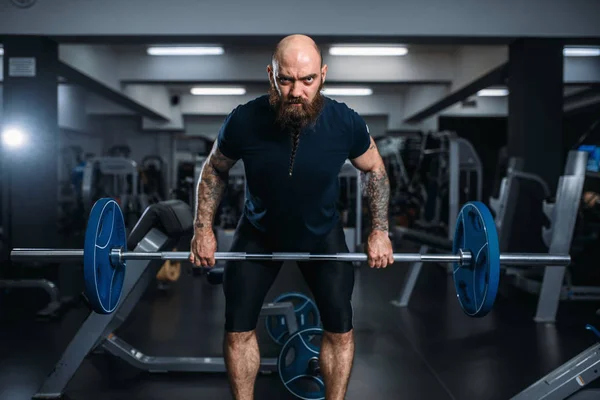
[{"xmin": 268, "ymin": 83, "xmax": 325, "ymax": 133}]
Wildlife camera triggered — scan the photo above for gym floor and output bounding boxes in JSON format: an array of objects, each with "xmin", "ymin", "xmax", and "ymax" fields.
[{"xmin": 1, "ymin": 240, "xmax": 599, "ymax": 400}]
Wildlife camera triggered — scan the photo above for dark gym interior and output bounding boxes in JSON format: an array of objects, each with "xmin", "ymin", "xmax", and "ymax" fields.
[{"xmin": 2, "ymin": 2, "xmax": 600, "ymax": 399}]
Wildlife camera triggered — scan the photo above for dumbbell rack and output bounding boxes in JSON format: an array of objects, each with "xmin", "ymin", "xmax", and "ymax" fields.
[{"xmin": 32, "ymin": 228, "xmax": 298, "ymax": 399}]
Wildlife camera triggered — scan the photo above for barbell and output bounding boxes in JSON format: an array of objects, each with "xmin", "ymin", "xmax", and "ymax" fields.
[{"xmin": 10, "ymin": 198, "xmax": 571, "ymax": 317}]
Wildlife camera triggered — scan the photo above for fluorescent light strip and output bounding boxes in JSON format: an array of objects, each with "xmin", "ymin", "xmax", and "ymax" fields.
[
  {"xmin": 191, "ymin": 87, "xmax": 246, "ymax": 95},
  {"xmin": 148, "ymin": 46, "xmax": 224, "ymax": 56},
  {"xmin": 477, "ymin": 88, "xmax": 509, "ymax": 97},
  {"xmin": 322, "ymin": 87, "xmax": 373, "ymax": 96},
  {"xmin": 564, "ymin": 47, "xmax": 600, "ymax": 57},
  {"xmin": 329, "ymin": 46, "xmax": 407, "ymax": 56}
]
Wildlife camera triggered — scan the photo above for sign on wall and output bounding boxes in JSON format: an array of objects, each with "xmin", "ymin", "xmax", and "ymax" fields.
[{"xmin": 8, "ymin": 57, "xmax": 36, "ymax": 77}]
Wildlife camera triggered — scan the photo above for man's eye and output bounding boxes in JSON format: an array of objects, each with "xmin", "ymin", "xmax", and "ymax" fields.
[{"xmin": 305, "ymin": 77, "xmax": 314, "ymax": 83}]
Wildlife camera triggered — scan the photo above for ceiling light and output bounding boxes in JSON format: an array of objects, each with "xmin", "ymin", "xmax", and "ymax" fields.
[
  {"xmin": 190, "ymin": 87, "xmax": 246, "ymax": 95},
  {"xmin": 321, "ymin": 87, "xmax": 373, "ymax": 96},
  {"xmin": 329, "ymin": 46, "xmax": 407, "ymax": 56},
  {"xmin": 477, "ymin": 88, "xmax": 509, "ymax": 97},
  {"xmin": 563, "ymin": 47, "xmax": 600, "ymax": 57},
  {"xmin": 147, "ymin": 46, "xmax": 224, "ymax": 56}
]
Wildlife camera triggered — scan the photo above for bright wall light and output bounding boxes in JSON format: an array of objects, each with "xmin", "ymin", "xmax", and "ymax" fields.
[
  {"xmin": 2, "ymin": 127, "xmax": 26, "ymax": 148},
  {"xmin": 477, "ymin": 88, "xmax": 509, "ymax": 97},
  {"xmin": 322, "ymin": 87, "xmax": 373, "ymax": 96},
  {"xmin": 564, "ymin": 47, "xmax": 600, "ymax": 57},
  {"xmin": 329, "ymin": 45, "xmax": 408, "ymax": 56},
  {"xmin": 190, "ymin": 87, "xmax": 246, "ymax": 95},
  {"xmin": 0, "ymin": 47, "xmax": 4, "ymax": 56},
  {"xmin": 147, "ymin": 46, "xmax": 224, "ymax": 56}
]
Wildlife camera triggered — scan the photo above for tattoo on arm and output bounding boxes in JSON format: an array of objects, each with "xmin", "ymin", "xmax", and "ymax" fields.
[
  {"xmin": 194, "ymin": 147, "xmax": 236, "ymax": 230},
  {"xmin": 365, "ymin": 164, "xmax": 390, "ymax": 232}
]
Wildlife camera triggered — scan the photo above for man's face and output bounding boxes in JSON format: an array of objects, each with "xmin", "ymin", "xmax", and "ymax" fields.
[{"xmin": 267, "ymin": 53, "xmax": 328, "ymax": 132}]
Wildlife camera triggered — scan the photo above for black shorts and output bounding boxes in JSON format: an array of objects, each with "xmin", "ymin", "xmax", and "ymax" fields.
[{"xmin": 222, "ymin": 215, "xmax": 355, "ymax": 334}]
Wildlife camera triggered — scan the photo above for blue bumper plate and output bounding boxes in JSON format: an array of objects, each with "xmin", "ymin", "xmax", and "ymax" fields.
[
  {"xmin": 452, "ymin": 201, "xmax": 500, "ymax": 318},
  {"xmin": 83, "ymin": 198, "xmax": 127, "ymax": 314},
  {"xmin": 278, "ymin": 327, "xmax": 324, "ymax": 400},
  {"xmin": 266, "ymin": 292, "xmax": 321, "ymax": 345}
]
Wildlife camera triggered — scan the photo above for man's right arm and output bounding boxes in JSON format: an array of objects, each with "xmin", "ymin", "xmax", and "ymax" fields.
[{"xmin": 194, "ymin": 142, "xmax": 237, "ymax": 231}]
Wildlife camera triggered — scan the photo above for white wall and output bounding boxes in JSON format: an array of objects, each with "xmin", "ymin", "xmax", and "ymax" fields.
[
  {"xmin": 124, "ymin": 84, "xmax": 173, "ymax": 116},
  {"xmin": 451, "ymin": 46, "xmax": 508, "ymax": 91},
  {"xmin": 565, "ymin": 57, "xmax": 600, "ymax": 84},
  {"xmin": 59, "ymin": 45, "xmax": 122, "ymax": 92},
  {"xmin": 58, "ymin": 85, "xmax": 90, "ymax": 132},
  {"xmin": 403, "ymin": 85, "xmax": 451, "ymax": 118}
]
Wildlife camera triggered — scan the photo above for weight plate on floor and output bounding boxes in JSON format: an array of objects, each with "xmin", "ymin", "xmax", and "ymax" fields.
[
  {"xmin": 452, "ymin": 201, "xmax": 500, "ymax": 318},
  {"xmin": 278, "ymin": 327, "xmax": 324, "ymax": 400},
  {"xmin": 83, "ymin": 198, "xmax": 127, "ymax": 314},
  {"xmin": 266, "ymin": 292, "xmax": 321, "ymax": 345}
]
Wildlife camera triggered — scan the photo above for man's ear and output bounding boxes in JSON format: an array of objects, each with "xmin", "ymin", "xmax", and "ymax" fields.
[
  {"xmin": 321, "ymin": 64, "xmax": 328, "ymax": 84},
  {"xmin": 267, "ymin": 64, "xmax": 275, "ymax": 85}
]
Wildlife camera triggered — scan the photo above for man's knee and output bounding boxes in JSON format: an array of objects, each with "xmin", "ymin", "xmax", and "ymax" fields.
[
  {"xmin": 323, "ymin": 329, "xmax": 354, "ymax": 345},
  {"xmin": 225, "ymin": 330, "xmax": 256, "ymax": 347}
]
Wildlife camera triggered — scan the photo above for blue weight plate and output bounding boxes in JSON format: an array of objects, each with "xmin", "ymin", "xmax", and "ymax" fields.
[
  {"xmin": 278, "ymin": 328, "xmax": 324, "ymax": 400},
  {"xmin": 83, "ymin": 198, "xmax": 127, "ymax": 314},
  {"xmin": 452, "ymin": 201, "xmax": 500, "ymax": 318},
  {"xmin": 265, "ymin": 292, "xmax": 321, "ymax": 345}
]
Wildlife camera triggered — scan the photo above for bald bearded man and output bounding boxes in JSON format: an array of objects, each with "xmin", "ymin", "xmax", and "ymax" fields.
[{"xmin": 190, "ymin": 34, "xmax": 393, "ymax": 400}]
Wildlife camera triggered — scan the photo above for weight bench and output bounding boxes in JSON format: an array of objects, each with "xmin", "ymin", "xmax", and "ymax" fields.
[
  {"xmin": 33, "ymin": 200, "xmax": 299, "ymax": 399},
  {"xmin": 390, "ymin": 226, "xmax": 453, "ymax": 307},
  {"xmin": 511, "ymin": 321, "xmax": 600, "ymax": 399}
]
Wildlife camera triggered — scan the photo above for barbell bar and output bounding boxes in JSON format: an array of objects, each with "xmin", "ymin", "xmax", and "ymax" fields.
[
  {"xmin": 9, "ymin": 198, "xmax": 572, "ymax": 318},
  {"xmin": 10, "ymin": 248, "xmax": 570, "ymax": 266}
]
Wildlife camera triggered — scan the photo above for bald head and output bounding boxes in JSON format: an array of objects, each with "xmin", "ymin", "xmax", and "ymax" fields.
[
  {"xmin": 272, "ymin": 34, "xmax": 322, "ymax": 67},
  {"xmin": 266, "ymin": 34, "xmax": 328, "ymax": 132}
]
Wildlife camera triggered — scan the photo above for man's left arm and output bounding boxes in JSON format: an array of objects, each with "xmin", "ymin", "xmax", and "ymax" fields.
[
  {"xmin": 350, "ymin": 136, "xmax": 394, "ymax": 268},
  {"xmin": 351, "ymin": 137, "xmax": 390, "ymax": 232}
]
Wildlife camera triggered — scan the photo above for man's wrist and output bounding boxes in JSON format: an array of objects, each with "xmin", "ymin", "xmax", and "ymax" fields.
[
  {"xmin": 194, "ymin": 220, "xmax": 213, "ymax": 232},
  {"xmin": 370, "ymin": 227, "xmax": 389, "ymax": 236}
]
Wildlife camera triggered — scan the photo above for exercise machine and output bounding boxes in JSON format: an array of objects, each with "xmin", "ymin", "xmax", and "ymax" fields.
[
  {"xmin": 81, "ymin": 156, "xmax": 141, "ymax": 228},
  {"xmin": 390, "ymin": 133, "xmax": 484, "ymax": 306},
  {"xmin": 511, "ymin": 321, "xmax": 600, "ymax": 399},
  {"xmin": 490, "ymin": 150, "xmax": 600, "ymax": 323},
  {"xmin": 139, "ymin": 155, "xmax": 167, "ymax": 208}
]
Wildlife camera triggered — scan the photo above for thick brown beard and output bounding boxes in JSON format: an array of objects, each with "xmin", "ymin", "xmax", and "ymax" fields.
[
  {"xmin": 268, "ymin": 81, "xmax": 325, "ymax": 176},
  {"xmin": 268, "ymin": 82, "xmax": 325, "ymax": 135}
]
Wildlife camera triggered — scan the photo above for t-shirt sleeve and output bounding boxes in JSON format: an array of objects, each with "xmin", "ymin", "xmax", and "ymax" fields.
[
  {"xmin": 216, "ymin": 106, "xmax": 244, "ymax": 160},
  {"xmin": 348, "ymin": 109, "xmax": 371, "ymax": 159}
]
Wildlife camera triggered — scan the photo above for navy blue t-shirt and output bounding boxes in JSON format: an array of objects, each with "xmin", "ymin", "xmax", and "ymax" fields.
[{"xmin": 217, "ymin": 95, "xmax": 370, "ymax": 250}]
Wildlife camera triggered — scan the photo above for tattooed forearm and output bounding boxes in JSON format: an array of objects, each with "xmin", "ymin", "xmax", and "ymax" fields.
[
  {"xmin": 194, "ymin": 148, "xmax": 236, "ymax": 230},
  {"xmin": 365, "ymin": 164, "xmax": 390, "ymax": 232}
]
